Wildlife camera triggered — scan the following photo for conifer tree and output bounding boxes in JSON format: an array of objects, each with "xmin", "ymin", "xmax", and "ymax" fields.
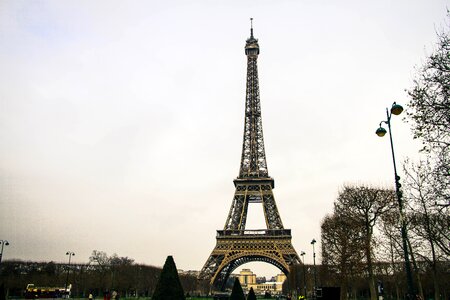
[
  {"xmin": 247, "ymin": 287, "xmax": 256, "ymax": 300},
  {"xmin": 152, "ymin": 256, "xmax": 185, "ymax": 300},
  {"xmin": 230, "ymin": 278, "xmax": 245, "ymax": 300}
]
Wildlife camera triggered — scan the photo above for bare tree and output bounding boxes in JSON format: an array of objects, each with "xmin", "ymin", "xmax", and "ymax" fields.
[
  {"xmin": 378, "ymin": 209, "xmax": 414, "ymax": 300},
  {"xmin": 88, "ymin": 250, "xmax": 112, "ymax": 292},
  {"xmin": 402, "ymin": 159, "xmax": 450, "ymax": 300},
  {"xmin": 321, "ymin": 213, "xmax": 365, "ymax": 300},
  {"xmin": 89, "ymin": 250, "xmax": 111, "ymax": 271},
  {"xmin": 88, "ymin": 250, "xmax": 139, "ymax": 295},
  {"xmin": 334, "ymin": 185, "xmax": 396, "ymax": 300},
  {"xmin": 406, "ymin": 12, "xmax": 449, "ymax": 210}
]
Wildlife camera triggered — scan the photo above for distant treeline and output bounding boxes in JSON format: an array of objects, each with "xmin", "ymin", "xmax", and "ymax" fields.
[
  {"xmin": 2, "ymin": 257, "xmax": 449, "ymax": 299},
  {"xmin": 0, "ymin": 256, "xmax": 208, "ymax": 298}
]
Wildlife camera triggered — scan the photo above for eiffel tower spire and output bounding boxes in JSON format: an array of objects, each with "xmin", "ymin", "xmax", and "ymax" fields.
[
  {"xmin": 225, "ymin": 23, "xmax": 281, "ymax": 231},
  {"xmin": 239, "ymin": 21, "xmax": 267, "ymax": 179},
  {"xmin": 199, "ymin": 21, "xmax": 300, "ymax": 291}
]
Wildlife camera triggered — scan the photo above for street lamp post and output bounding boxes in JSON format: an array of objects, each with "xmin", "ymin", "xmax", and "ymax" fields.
[
  {"xmin": 311, "ymin": 239, "xmax": 317, "ymax": 298},
  {"xmin": 376, "ymin": 102, "xmax": 415, "ymax": 299},
  {"xmin": 300, "ymin": 251, "xmax": 307, "ymax": 298},
  {"xmin": 0, "ymin": 240, "xmax": 9, "ymax": 265},
  {"xmin": 0, "ymin": 241, "xmax": 9, "ymax": 300},
  {"xmin": 64, "ymin": 251, "xmax": 75, "ymax": 299}
]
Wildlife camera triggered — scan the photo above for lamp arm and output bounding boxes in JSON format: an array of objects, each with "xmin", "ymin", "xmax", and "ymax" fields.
[{"xmin": 379, "ymin": 121, "xmax": 388, "ymax": 127}]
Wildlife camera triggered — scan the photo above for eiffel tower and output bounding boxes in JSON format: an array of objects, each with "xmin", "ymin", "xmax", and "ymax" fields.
[{"xmin": 199, "ymin": 22, "xmax": 300, "ymax": 290}]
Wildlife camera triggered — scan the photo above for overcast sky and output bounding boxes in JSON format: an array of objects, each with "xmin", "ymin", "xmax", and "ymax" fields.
[{"xmin": 0, "ymin": 1, "xmax": 447, "ymax": 278}]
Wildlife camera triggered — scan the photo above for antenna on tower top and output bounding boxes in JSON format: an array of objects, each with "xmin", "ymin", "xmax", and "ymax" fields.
[{"xmin": 250, "ymin": 17, "xmax": 254, "ymax": 37}]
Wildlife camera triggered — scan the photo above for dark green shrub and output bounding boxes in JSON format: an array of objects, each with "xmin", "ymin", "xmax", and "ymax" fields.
[
  {"xmin": 152, "ymin": 256, "xmax": 185, "ymax": 300},
  {"xmin": 247, "ymin": 287, "xmax": 256, "ymax": 300},
  {"xmin": 230, "ymin": 278, "xmax": 245, "ymax": 300}
]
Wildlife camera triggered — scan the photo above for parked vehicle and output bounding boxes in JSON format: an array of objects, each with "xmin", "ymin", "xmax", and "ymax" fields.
[{"xmin": 25, "ymin": 283, "xmax": 72, "ymax": 299}]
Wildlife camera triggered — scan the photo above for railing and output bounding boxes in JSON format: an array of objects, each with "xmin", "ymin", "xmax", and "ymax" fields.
[{"xmin": 216, "ymin": 229, "xmax": 291, "ymax": 237}]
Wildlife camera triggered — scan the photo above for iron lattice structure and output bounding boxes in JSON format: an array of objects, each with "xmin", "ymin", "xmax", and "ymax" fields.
[{"xmin": 199, "ymin": 27, "xmax": 300, "ymax": 291}]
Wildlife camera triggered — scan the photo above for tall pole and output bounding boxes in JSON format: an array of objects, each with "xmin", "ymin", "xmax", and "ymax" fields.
[
  {"xmin": 0, "ymin": 241, "xmax": 10, "ymax": 300},
  {"xmin": 311, "ymin": 239, "xmax": 317, "ymax": 299},
  {"xmin": 376, "ymin": 102, "xmax": 415, "ymax": 299},
  {"xmin": 300, "ymin": 251, "xmax": 307, "ymax": 298},
  {"xmin": 64, "ymin": 251, "xmax": 75, "ymax": 299},
  {"xmin": 0, "ymin": 240, "xmax": 9, "ymax": 265}
]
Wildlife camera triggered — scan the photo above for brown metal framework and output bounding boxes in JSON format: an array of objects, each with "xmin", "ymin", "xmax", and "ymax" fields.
[{"xmin": 199, "ymin": 27, "xmax": 300, "ymax": 291}]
